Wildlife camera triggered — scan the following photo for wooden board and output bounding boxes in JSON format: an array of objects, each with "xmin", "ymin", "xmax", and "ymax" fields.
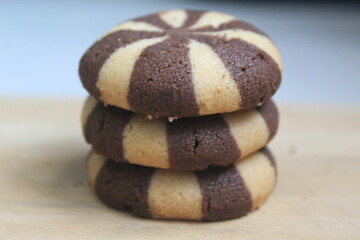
[{"xmin": 1, "ymin": 98, "xmax": 360, "ymax": 239}]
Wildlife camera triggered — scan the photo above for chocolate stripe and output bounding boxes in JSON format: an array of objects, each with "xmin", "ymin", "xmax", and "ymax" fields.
[
  {"xmin": 191, "ymin": 20, "xmax": 266, "ymax": 35},
  {"xmin": 260, "ymin": 148, "xmax": 276, "ymax": 169},
  {"xmin": 180, "ymin": 10, "xmax": 206, "ymax": 29},
  {"xmin": 167, "ymin": 115, "xmax": 240, "ymax": 170},
  {"xmin": 84, "ymin": 103, "xmax": 133, "ymax": 160},
  {"xmin": 134, "ymin": 14, "xmax": 173, "ymax": 30},
  {"xmin": 79, "ymin": 31, "xmax": 165, "ymax": 99},
  {"xmin": 128, "ymin": 37, "xmax": 199, "ymax": 118},
  {"xmin": 257, "ymin": 100, "xmax": 279, "ymax": 141},
  {"xmin": 95, "ymin": 161, "xmax": 154, "ymax": 218},
  {"xmin": 189, "ymin": 34, "xmax": 281, "ymax": 109},
  {"xmin": 195, "ymin": 165, "xmax": 252, "ymax": 221}
]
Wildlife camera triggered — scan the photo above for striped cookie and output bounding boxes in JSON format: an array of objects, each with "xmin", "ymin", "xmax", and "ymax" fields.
[
  {"xmin": 87, "ymin": 148, "xmax": 277, "ymax": 221},
  {"xmin": 79, "ymin": 9, "xmax": 282, "ymax": 118},
  {"xmin": 82, "ymin": 97, "xmax": 278, "ymax": 170}
]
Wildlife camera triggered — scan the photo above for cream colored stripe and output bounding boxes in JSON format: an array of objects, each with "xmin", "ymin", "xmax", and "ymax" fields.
[
  {"xmin": 235, "ymin": 152, "xmax": 276, "ymax": 210},
  {"xmin": 122, "ymin": 115, "xmax": 169, "ymax": 168},
  {"xmin": 188, "ymin": 11, "xmax": 235, "ymax": 30},
  {"xmin": 148, "ymin": 170, "xmax": 203, "ymax": 220},
  {"xmin": 101, "ymin": 21, "xmax": 163, "ymax": 38},
  {"xmin": 87, "ymin": 152, "xmax": 106, "ymax": 190},
  {"xmin": 188, "ymin": 39, "xmax": 241, "ymax": 115},
  {"xmin": 199, "ymin": 29, "xmax": 283, "ymax": 72},
  {"xmin": 223, "ymin": 109, "xmax": 269, "ymax": 158},
  {"xmin": 81, "ymin": 96, "xmax": 97, "ymax": 129},
  {"xmin": 158, "ymin": 10, "xmax": 187, "ymax": 28},
  {"xmin": 97, "ymin": 36, "xmax": 168, "ymax": 109}
]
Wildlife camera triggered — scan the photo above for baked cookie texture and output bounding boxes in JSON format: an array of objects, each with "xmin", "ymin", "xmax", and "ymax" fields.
[
  {"xmin": 82, "ymin": 97, "xmax": 278, "ymax": 170},
  {"xmin": 79, "ymin": 9, "xmax": 282, "ymax": 118},
  {"xmin": 87, "ymin": 148, "xmax": 277, "ymax": 221}
]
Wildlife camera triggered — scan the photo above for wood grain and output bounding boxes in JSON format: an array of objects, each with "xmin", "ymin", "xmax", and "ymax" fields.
[{"xmin": 0, "ymin": 98, "xmax": 359, "ymax": 239}]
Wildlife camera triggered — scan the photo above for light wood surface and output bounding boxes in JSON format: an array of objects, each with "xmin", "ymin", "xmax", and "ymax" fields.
[{"xmin": 1, "ymin": 98, "xmax": 359, "ymax": 239}]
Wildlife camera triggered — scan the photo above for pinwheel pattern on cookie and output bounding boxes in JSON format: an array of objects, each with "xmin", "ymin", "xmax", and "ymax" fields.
[
  {"xmin": 79, "ymin": 10, "xmax": 282, "ymax": 118},
  {"xmin": 87, "ymin": 149, "xmax": 277, "ymax": 221},
  {"xmin": 82, "ymin": 97, "xmax": 278, "ymax": 170}
]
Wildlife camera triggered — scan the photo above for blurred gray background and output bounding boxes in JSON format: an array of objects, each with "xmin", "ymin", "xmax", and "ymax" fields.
[{"xmin": 1, "ymin": 0, "xmax": 360, "ymax": 105}]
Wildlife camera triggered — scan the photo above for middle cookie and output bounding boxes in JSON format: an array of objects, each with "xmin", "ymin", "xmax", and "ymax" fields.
[{"xmin": 82, "ymin": 97, "xmax": 278, "ymax": 170}]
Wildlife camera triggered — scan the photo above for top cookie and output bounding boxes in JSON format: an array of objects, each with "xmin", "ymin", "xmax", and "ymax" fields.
[{"xmin": 79, "ymin": 9, "xmax": 282, "ymax": 118}]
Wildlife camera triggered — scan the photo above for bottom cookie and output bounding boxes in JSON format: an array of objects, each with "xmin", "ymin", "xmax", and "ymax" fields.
[{"xmin": 87, "ymin": 149, "xmax": 277, "ymax": 221}]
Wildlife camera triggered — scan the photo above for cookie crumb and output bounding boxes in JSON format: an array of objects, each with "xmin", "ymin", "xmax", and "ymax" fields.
[{"xmin": 168, "ymin": 117, "xmax": 177, "ymax": 122}]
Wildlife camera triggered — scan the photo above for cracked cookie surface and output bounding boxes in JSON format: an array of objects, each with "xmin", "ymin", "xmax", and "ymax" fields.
[
  {"xmin": 82, "ymin": 97, "xmax": 278, "ymax": 170},
  {"xmin": 87, "ymin": 148, "xmax": 277, "ymax": 221}
]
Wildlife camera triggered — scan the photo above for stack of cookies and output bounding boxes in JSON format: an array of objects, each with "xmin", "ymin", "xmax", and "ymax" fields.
[{"xmin": 79, "ymin": 9, "xmax": 282, "ymax": 221}]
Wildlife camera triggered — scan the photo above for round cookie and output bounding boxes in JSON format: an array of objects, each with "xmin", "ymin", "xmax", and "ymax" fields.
[
  {"xmin": 87, "ymin": 148, "xmax": 277, "ymax": 221},
  {"xmin": 82, "ymin": 97, "xmax": 278, "ymax": 170},
  {"xmin": 79, "ymin": 9, "xmax": 282, "ymax": 118}
]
